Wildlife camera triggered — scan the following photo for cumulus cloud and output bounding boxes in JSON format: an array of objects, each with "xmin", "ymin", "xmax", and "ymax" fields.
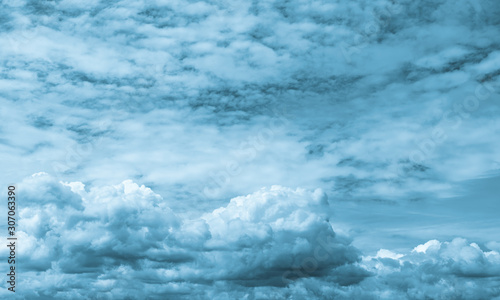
[
  {"xmin": 198, "ymin": 186, "xmax": 363, "ymax": 286},
  {"xmin": 5, "ymin": 174, "xmax": 498, "ymax": 299},
  {"xmin": 192, "ymin": 238, "xmax": 500, "ymax": 300},
  {"xmin": 354, "ymin": 238, "xmax": 500, "ymax": 300},
  {"xmin": 2, "ymin": 174, "xmax": 365, "ymax": 299}
]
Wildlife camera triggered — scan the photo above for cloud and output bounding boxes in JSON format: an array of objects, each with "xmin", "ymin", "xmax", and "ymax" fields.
[
  {"xmin": 8, "ymin": 174, "xmax": 497, "ymax": 299},
  {"xmin": 355, "ymin": 238, "xmax": 500, "ymax": 300},
  {"xmin": 4, "ymin": 174, "xmax": 364, "ymax": 299},
  {"xmin": 1, "ymin": 0, "xmax": 500, "ymax": 298},
  {"xmin": 198, "ymin": 186, "xmax": 363, "ymax": 286},
  {"xmin": 201, "ymin": 237, "xmax": 500, "ymax": 300},
  {"xmin": 1, "ymin": 0, "xmax": 499, "ymax": 214}
]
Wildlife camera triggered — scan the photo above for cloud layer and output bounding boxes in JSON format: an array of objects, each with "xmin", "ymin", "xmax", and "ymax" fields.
[
  {"xmin": 1, "ymin": 0, "xmax": 500, "ymax": 298},
  {"xmin": 1, "ymin": 174, "xmax": 499, "ymax": 299},
  {"xmin": 1, "ymin": 0, "xmax": 499, "ymax": 206},
  {"xmin": 1, "ymin": 173, "xmax": 365, "ymax": 299}
]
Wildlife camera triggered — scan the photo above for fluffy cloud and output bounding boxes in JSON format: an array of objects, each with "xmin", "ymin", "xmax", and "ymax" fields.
[
  {"xmin": 4, "ymin": 174, "xmax": 498, "ymax": 299},
  {"xmin": 2, "ymin": 174, "xmax": 364, "ymax": 299},
  {"xmin": 355, "ymin": 238, "xmax": 500, "ymax": 300},
  {"xmin": 1, "ymin": 0, "xmax": 499, "ymax": 224},
  {"xmin": 195, "ymin": 238, "xmax": 500, "ymax": 300},
  {"xmin": 198, "ymin": 186, "xmax": 363, "ymax": 286}
]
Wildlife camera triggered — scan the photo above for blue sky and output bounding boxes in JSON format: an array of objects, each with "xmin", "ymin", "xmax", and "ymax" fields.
[{"xmin": 1, "ymin": 0, "xmax": 500, "ymax": 299}]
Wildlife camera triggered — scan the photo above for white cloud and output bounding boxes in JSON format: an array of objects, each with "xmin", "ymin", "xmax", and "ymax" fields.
[
  {"xmin": 412, "ymin": 239, "xmax": 441, "ymax": 253},
  {"xmin": 5, "ymin": 174, "xmax": 364, "ymax": 298},
  {"xmin": 10, "ymin": 174, "xmax": 497, "ymax": 299}
]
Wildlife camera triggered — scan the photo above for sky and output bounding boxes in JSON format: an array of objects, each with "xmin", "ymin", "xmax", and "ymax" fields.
[{"xmin": 0, "ymin": 0, "xmax": 499, "ymax": 299}]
